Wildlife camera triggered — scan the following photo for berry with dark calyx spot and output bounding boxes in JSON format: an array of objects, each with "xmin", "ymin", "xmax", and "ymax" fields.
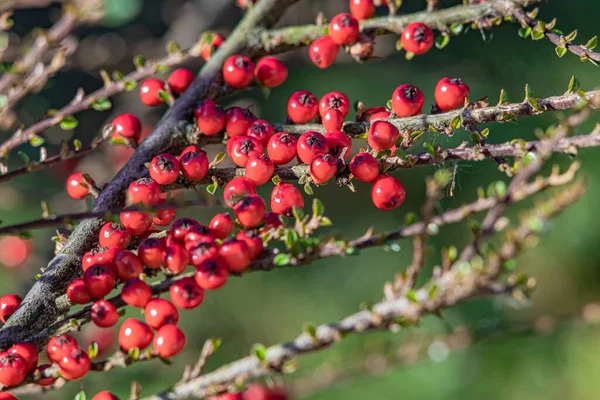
[
  {"xmin": 223, "ymin": 177, "xmax": 257, "ymax": 208},
  {"xmin": 200, "ymin": 31, "xmax": 225, "ymax": 61},
  {"xmin": 194, "ymin": 257, "xmax": 229, "ymax": 290},
  {"xmin": 83, "ymin": 264, "xmax": 116, "ymax": 299},
  {"xmin": 218, "ymin": 239, "xmax": 251, "ymax": 272},
  {"xmin": 170, "ymin": 218, "xmax": 201, "ymax": 243},
  {"xmin": 66, "ymin": 172, "xmax": 95, "ymax": 200},
  {"xmin": 401, "ymin": 22, "xmax": 434, "ymax": 55},
  {"xmin": 247, "ymin": 120, "xmax": 275, "ymax": 146},
  {"xmin": 113, "ymin": 250, "xmax": 143, "ymax": 281},
  {"xmin": 0, "ymin": 353, "xmax": 28, "ymax": 386},
  {"xmin": 140, "ymin": 78, "xmax": 165, "ymax": 107},
  {"xmin": 138, "ymin": 238, "xmax": 165, "ymax": 269},
  {"xmin": 310, "ymin": 153, "xmax": 338, "ymax": 184},
  {"xmin": 94, "ymin": 247, "xmax": 120, "ymax": 269},
  {"xmin": 392, "ymin": 84, "xmax": 425, "ymax": 117},
  {"xmin": 163, "ymin": 243, "xmax": 189, "ymax": 274},
  {"xmin": 170, "ymin": 277, "xmax": 204, "ymax": 309},
  {"xmin": 91, "ymin": 300, "xmax": 118, "ymax": 328},
  {"xmin": 236, "ymin": 231, "xmax": 263, "ymax": 260},
  {"xmin": 209, "ymin": 213, "xmax": 234, "ymax": 239},
  {"xmin": 235, "ymin": 195, "xmax": 267, "ymax": 228},
  {"xmin": 263, "ymin": 212, "xmax": 283, "ymax": 232},
  {"xmin": 226, "ymin": 107, "xmax": 257, "ymax": 137},
  {"xmin": 183, "ymin": 225, "xmax": 215, "ymax": 251},
  {"xmin": 8, "ymin": 343, "xmax": 37, "ymax": 372},
  {"xmin": 180, "ymin": 149, "xmax": 209, "ymax": 181},
  {"xmin": 0, "ymin": 294, "xmax": 22, "ymax": 323},
  {"xmin": 149, "ymin": 154, "xmax": 181, "ymax": 185},
  {"xmin": 319, "ymin": 91, "xmax": 350, "ymax": 118},
  {"xmin": 81, "ymin": 247, "xmax": 98, "ymax": 270},
  {"xmin": 323, "ymin": 108, "xmax": 344, "ymax": 132},
  {"xmin": 287, "ymin": 90, "xmax": 318, "ymax": 124},
  {"xmin": 254, "ymin": 56, "xmax": 288, "ymax": 88},
  {"xmin": 297, "ymin": 131, "xmax": 329, "ymax": 164},
  {"xmin": 267, "ymin": 132, "xmax": 298, "ymax": 165},
  {"xmin": 144, "ymin": 298, "xmax": 179, "ymax": 330},
  {"xmin": 189, "ymin": 241, "xmax": 219, "ymax": 267},
  {"xmin": 67, "ymin": 278, "xmax": 92, "ymax": 304},
  {"xmin": 128, "ymin": 178, "xmax": 161, "ymax": 206},
  {"xmin": 350, "ymin": 0, "xmax": 375, "ymax": 20},
  {"xmin": 325, "ymin": 131, "xmax": 352, "ymax": 160},
  {"xmin": 350, "ymin": 152, "xmax": 380, "ymax": 183},
  {"xmin": 36, "ymin": 364, "xmax": 57, "ymax": 386},
  {"xmin": 47, "ymin": 335, "xmax": 78, "ymax": 362},
  {"xmin": 118, "ymin": 318, "xmax": 153, "ymax": 351},
  {"xmin": 57, "ymin": 348, "xmax": 91, "ymax": 380},
  {"xmin": 329, "ymin": 13, "xmax": 360, "ymax": 45},
  {"xmin": 121, "ymin": 278, "xmax": 153, "ymax": 308},
  {"xmin": 99, "ymin": 222, "xmax": 131, "ymax": 249},
  {"xmin": 309, "ymin": 36, "xmax": 339, "ymax": 69},
  {"xmin": 245, "ymin": 154, "xmax": 275, "ymax": 186},
  {"xmin": 271, "ymin": 183, "xmax": 304, "ymax": 216},
  {"xmin": 228, "ymin": 136, "xmax": 264, "ymax": 167},
  {"xmin": 120, "ymin": 211, "xmax": 152, "ymax": 236},
  {"xmin": 371, "ymin": 174, "xmax": 406, "ymax": 210},
  {"xmin": 153, "ymin": 324, "xmax": 186, "ymax": 358},
  {"xmin": 167, "ymin": 68, "xmax": 195, "ymax": 95},
  {"xmin": 111, "ymin": 113, "xmax": 142, "ymax": 142},
  {"xmin": 368, "ymin": 120, "xmax": 400, "ymax": 151},
  {"xmin": 223, "ymin": 55, "xmax": 254, "ymax": 88},
  {"xmin": 434, "ymin": 77, "xmax": 470, "ymax": 112},
  {"xmin": 195, "ymin": 100, "xmax": 226, "ymax": 136}
]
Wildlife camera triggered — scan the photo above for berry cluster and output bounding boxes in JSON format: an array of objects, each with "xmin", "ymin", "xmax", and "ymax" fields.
[
  {"xmin": 223, "ymin": 55, "xmax": 288, "ymax": 89},
  {"xmin": 209, "ymin": 384, "xmax": 287, "ymax": 400},
  {"xmin": 139, "ymin": 67, "xmax": 196, "ymax": 107}
]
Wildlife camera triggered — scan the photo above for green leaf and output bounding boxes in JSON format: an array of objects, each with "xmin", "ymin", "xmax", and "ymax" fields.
[
  {"xmin": 518, "ymin": 27, "xmax": 532, "ymax": 38},
  {"xmin": 271, "ymin": 175, "xmax": 282, "ymax": 185},
  {"xmin": 112, "ymin": 70, "xmax": 124, "ymax": 81},
  {"xmin": 74, "ymin": 391, "xmax": 87, "ymax": 400},
  {"xmin": 524, "ymin": 84, "xmax": 540, "ymax": 110},
  {"xmin": 303, "ymin": 323, "xmax": 317, "ymax": 339},
  {"xmin": 435, "ymin": 35, "xmax": 450, "ymax": 49},
  {"xmin": 91, "ymin": 98, "xmax": 112, "ymax": 111},
  {"xmin": 404, "ymin": 212, "xmax": 417, "ymax": 226},
  {"xmin": 567, "ymin": 76, "xmax": 580, "ymax": 93},
  {"xmin": 423, "ymin": 142, "xmax": 436, "ymax": 156},
  {"xmin": 273, "ymin": 253, "xmax": 290, "ymax": 266},
  {"xmin": 480, "ymin": 128, "xmax": 490, "ymax": 137},
  {"xmin": 29, "ymin": 136, "xmax": 44, "ymax": 147},
  {"xmin": 320, "ymin": 217, "xmax": 332, "ymax": 226},
  {"xmin": 73, "ymin": 139, "xmax": 82, "ymax": 151},
  {"xmin": 110, "ymin": 137, "xmax": 128, "ymax": 146},
  {"xmin": 564, "ymin": 30, "xmax": 578, "ymax": 42},
  {"xmin": 312, "ymin": 198, "xmax": 325, "ymax": 217},
  {"xmin": 210, "ymin": 152, "xmax": 226, "ymax": 167},
  {"xmin": 555, "ymin": 46, "xmax": 567, "ymax": 58},
  {"xmin": 157, "ymin": 90, "xmax": 170, "ymax": 103},
  {"xmin": 450, "ymin": 116, "xmax": 462, "ymax": 130},
  {"xmin": 585, "ymin": 36, "xmax": 598, "ymax": 50},
  {"xmin": 406, "ymin": 290, "xmax": 418, "ymax": 303},
  {"xmin": 292, "ymin": 206, "xmax": 304, "ymax": 221},
  {"xmin": 124, "ymin": 80, "xmax": 138, "ymax": 91},
  {"xmin": 133, "ymin": 55, "xmax": 146, "ymax": 69},
  {"xmin": 17, "ymin": 151, "xmax": 30, "ymax": 164},
  {"xmin": 166, "ymin": 40, "xmax": 182, "ymax": 54},
  {"xmin": 59, "ymin": 116, "xmax": 79, "ymax": 130},
  {"xmin": 450, "ymin": 23, "xmax": 464, "ymax": 35},
  {"xmin": 497, "ymin": 89, "xmax": 508, "ymax": 105},
  {"xmin": 128, "ymin": 347, "xmax": 140, "ymax": 360},
  {"xmin": 303, "ymin": 182, "xmax": 314, "ymax": 196},
  {"xmin": 88, "ymin": 342, "xmax": 99, "ymax": 358},
  {"xmin": 206, "ymin": 183, "xmax": 217, "ymax": 195},
  {"xmin": 252, "ymin": 343, "xmax": 267, "ymax": 361},
  {"xmin": 470, "ymin": 133, "xmax": 481, "ymax": 144},
  {"xmin": 531, "ymin": 30, "xmax": 545, "ymax": 40}
]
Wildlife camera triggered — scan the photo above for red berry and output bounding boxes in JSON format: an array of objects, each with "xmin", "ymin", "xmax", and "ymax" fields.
[
  {"xmin": 254, "ymin": 56, "xmax": 288, "ymax": 88},
  {"xmin": 57, "ymin": 348, "xmax": 91, "ymax": 380},
  {"xmin": 323, "ymin": 108, "xmax": 344, "ymax": 132},
  {"xmin": 8, "ymin": 343, "xmax": 37, "ymax": 372},
  {"xmin": 170, "ymin": 218, "xmax": 201, "ymax": 243},
  {"xmin": 308, "ymin": 36, "xmax": 339, "ymax": 69},
  {"xmin": 47, "ymin": 335, "xmax": 78, "ymax": 363},
  {"xmin": 195, "ymin": 100, "xmax": 226, "ymax": 136},
  {"xmin": 297, "ymin": 131, "xmax": 329, "ymax": 164},
  {"xmin": 153, "ymin": 207, "xmax": 176, "ymax": 227},
  {"xmin": 92, "ymin": 391, "xmax": 120, "ymax": 400},
  {"xmin": 228, "ymin": 136, "xmax": 264, "ymax": 167},
  {"xmin": 163, "ymin": 243, "xmax": 189, "ymax": 274},
  {"xmin": 111, "ymin": 113, "xmax": 142, "ymax": 142},
  {"xmin": 401, "ymin": 22, "xmax": 434, "ymax": 55},
  {"xmin": 0, "ymin": 393, "xmax": 17, "ymax": 400},
  {"xmin": 113, "ymin": 250, "xmax": 143, "ymax": 281},
  {"xmin": 223, "ymin": 55, "xmax": 254, "ymax": 88},
  {"xmin": 287, "ymin": 90, "xmax": 318, "ymax": 124},
  {"xmin": 128, "ymin": 178, "xmax": 161, "ymax": 206},
  {"xmin": 167, "ymin": 68, "xmax": 195, "ymax": 95},
  {"xmin": 0, "ymin": 294, "xmax": 21, "ymax": 323},
  {"xmin": 368, "ymin": 120, "xmax": 400, "ymax": 151},
  {"xmin": 218, "ymin": 239, "xmax": 250, "ymax": 272},
  {"xmin": 91, "ymin": 300, "xmax": 118, "ymax": 328},
  {"xmin": 329, "ymin": 13, "xmax": 360, "ymax": 45},
  {"xmin": 263, "ymin": 212, "xmax": 283, "ymax": 232},
  {"xmin": 120, "ymin": 211, "xmax": 152, "ymax": 236},
  {"xmin": 0, "ymin": 353, "xmax": 28, "ymax": 386},
  {"xmin": 391, "ymin": 84, "xmax": 424, "ymax": 117},
  {"xmin": 200, "ymin": 31, "xmax": 225, "ymax": 61},
  {"xmin": 119, "ymin": 318, "xmax": 153, "ymax": 351},
  {"xmin": 434, "ymin": 77, "xmax": 470, "ymax": 112},
  {"xmin": 271, "ymin": 183, "xmax": 304, "ymax": 216},
  {"xmin": 122, "ymin": 278, "xmax": 153, "ymax": 308},
  {"xmin": 153, "ymin": 324, "xmax": 186, "ymax": 358},
  {"xmin": 350, "ymin": 152, "xmax": 380, "ymax": 182},
  {"xmin": 247, "ymin": 120, "xmax": 275, "ymax": 146},
  {"xmin": 310, "ymin": 153, "xmax": 338, "ymax": 184},
  {"xmin": 209, "ymin": 213, "xmax": 234, "ymax": 239},
  {"xmin": 319, "ymin": 91, "xmax": 350, "ymax": 118},
  {"xmin": 235, "ymin": 195, "xmax": 266, "ymax": 228},
  {"xmin": 226, "ymin": 107, "xmax": 257, "ymax": 137},
  {"xmin": 83, "ymin": 264, "xmax": 116, "ymax": 299},
  {"xmin": 350, "ymin": 0, "xmax": 375, "ymax": 20},
  {"xmin": 366, "ymin": 106, "xmax": 391, "ymax": 121},
  {"xmin": 149, "ymin": 154, "xmax": 181, "ymax": 185},
  {"xmin": 94, "ymin": 247, "xmax": 120, "ymax": 268},
  {"xmin": 245, "ymin": 384, "xmax": 275, "ymax": 400},
  {"xmin": 183, "ymin": 225, "xmax": 215, "ymax": 251},
  {"xmin": 144, "ymin": 299, "xmax": 179, "ymax": 330},
  {"xmin": 245, "ymin": 154, "xmax": 275, "ymax": 186},
  {"xmin": 99, "ymin": 223, "xmax": 130, "ymax": 249},
  {"xmin": 325, "ymin": 131, "xmax": 352, "ymax": 160},
  {"xmin": 66, "ymin": 172, "xmax": 94, "ymax": 200},
  {"xmin": 371, "ymin": 174, "xmax": 406, "ymax": 210},
  {"xmin": 223, "ymin": 177, "xmax": 257, "ymax": 208},
  {"xmin": 194, "ymin": 257, "xmax": 229, "ymax": 290},
  {"xmin": 188, "ymin": 241, "xmax": 219, "ymax": 267},
  {"xmin": 169, "ymin": 277, "xmax": 204, "ymax": 309},
  {"xmin": 210, "ymin": 393, "xmax": 243, "ymax": 400},
  {"xmin": 140, "ymin": 78, "xmax": 165, "ymax": 107},
  {"xmin": 267, "ymin": 132, "xmax": 298, "ymax": 165},
  {"xmin": 235, "ymin": 231, "xmax": 263, "ymax": 260},
  {"xmin": 138, "ymin": 238, "xmax": 164, "ymax": 269},
  {"xmin": 0, "ymin": 236, "xmax": 30, "ymax": 269},
  {"xmin": 36, "ymin": 364, "xmax": 57, "ymax": 386},
  {"xmin": 67, "ymin": 278, "xmax": 92, "ymax": 304},
  {"xmin": 180, "ymin": 149, "xmax": 209, "ymax": 181}
]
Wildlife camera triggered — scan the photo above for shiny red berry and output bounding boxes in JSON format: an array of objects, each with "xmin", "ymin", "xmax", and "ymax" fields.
[
  {"xmin": 180, "ymin": 149, "xmax": 209, "ymax": 181},
  {"xmin": 120, "ymin": 211, "xmax": 152, "ymax": 236},
  {"xmin": 228, "ymin": 136, "xmax": 264, "ymax": 167},
  {"xmin": 67, "ymin": 278, "xmax": 92, "ymax": 305},
  {"xmin": 209, "ymin": 213, "xmax": 234, "ymax": 239},
  {"xmin": 149, "ymin": 154, "xmax": 181, "ymax": 185},
  {"xmin": 92, "ymin": 391, "xmax": 120, "ymax": 400},
  {"xmin": 144, "ymin": 298, "xmax": 179, "ymax": 330},
  {"xmin": 0, "ymin": 353, "xmax": 28, "ymax": 386},
  {"xmin": 223, "ymin": 177, "xmax": 257, "ymax": 208},
  {"xmin": 323, "ymin": 108, "xmax": 344, "ymax": 132},
  {"xmin": 401, "ymin": 22, "xmax": 434, "ymax": 55},
  {"xmin": 0, "ymin": 294, "xmax": 21, "ymax": 323},
  {"xmin": 111, "ymin": 113, "xmax": 142, "ymax": 142},
  {"xmin": 114, "ymin": 250, "xmax": 143, "ymax": 281},
  {"xmin": 226, "ymin": 107, "xmax": 257, "ymax": 137},
  {"xmin": 235, "ymin": 195, "xmax": 267, "ymax": 228},
  {"xmin": 200, "ymin": 31, "xmax": 225, "ymax": 61},
  {"xmin": 254, "ymin": 56, "xmax": 288, "ymax": 88},
  {"xmin": 392, "ymin": 84, "xmax": 424, "ymax": 117},
  {"xmin": 154, "ymin": 207, "xmax": 177, "ymax": 227},
  {"xmin": 140, "ymin": 78, "xmax": 165, "ymax": 107},
  {"xmin": 122, "ymin": 278, "xmax": 153, "ymax": 308},
  {"xmin": 319, "ymin": 91, "xmax": 350, "ymax": 117},
  {"xmin": 138, "ymin": 238, "xmax": 164, "ymax": 269},
  {"xmin": 245, "ymin": 154, "xmax": 275, "ymax": 186},
  {"xmin": 350, "ymin": 0, "xmax": 375, "ymax": 20},
  {"xmin": 310, "ymin": 153, "xmax": 338, "ymax": 184},
  {"xmin": 368, "ymin": 120, "xmax": 400, "ymax": 151},
  {"xmin": 83, "ymin": 264, "xmax": 116, "ymax": 299},
  {"xmin": 57, "ymin": 348, "xmax": 91, "ymax": 380},
  {"xmin": 223, "ymin": 55, "xmax": 254, "ymax": 88},
  {"xmin": 8, "ymin": 343, "xmax": 37, "ymax": 372},
  {"xmin": 153, "ymin": 324, "xmax": 186, "ymax": 358},
  {"xmin": 297, "ymin": 131, "xmax": 329, "ymax": 164},
  {"xmin": 36, "ymin": 364, "xmax": 57, "ymax": 386},
  {"xmin": 236, "ymin": 231, "xmax": 263, "ymax": 260},
  {"xmin": 434, "ymin": 77, "xmax": 470, "ymax": 112},
  {"xmin": 271, "ymin": 183, "xmax": 304, "ymax": 216},
  {"xmin": 247, "ymin": 120, "xmax": 275, "ymax": 146},
  {"xmin": 99, "ymin": 223, "xmax": 130, "ymax": 249},
  {"xmin": 308, "ymin": 36, "xmax": 339, "ymax": 69},
  {"xmin": 91, "ymin": 300, "xmax": 118, "ymax": 328},
  {"xmin": 66, "ymin": 172, "xmax": 95, "ymax": 200},
  {"xmin": 0, "ymin": 392, "xmax": 17, "ymax": 400},
  {"xmin": 86, "ymin": 247, "xmax": 118, "ymax": 271},
  {"xmin": 194, "ymin": 257, "xmax": 229, "ymax": 290},
  {"xmin": 371, "ymin": 174, "xmax": 406, "ymax": 210},
  {"xmin": 188, "ymin": 241, "xmax": 219, "ymax": 267},
  {"xmin": 47, "ymin": 335, "xmax": 78, "ymax": 362},
  {"xmin": 366, "ymin": 106, "xmax": 391, "ymax": 121},
  {"xmin": 267, "ymin": 132, "xmax": 298, "ymax": 165},
  {"xmin": 170, "ymin": 218, "xmax": 201, "ymax": 243},
  {"xmin": 128, "ymin": 178, "xmax": 161, "ymax": 206},
  {"xmin": 183, "ymin": 225, "xmax": 215, "ymax": 251},
  {"xmin": 350, "ymin": 152, "xmax": 380, "ymax": 182},
  {"xmin": 119, "ymin": 318, "xmax": 153, "ymax": 351},
  {"xmin": 167, "ymin": 68, "xmax": 194, "ymax": 95},
  {"xmin": 325, "ymin": 131, "xmax": 352, "ymax": 160},
  {"xmin": 163, "ymin": 243, "xmax": 189, "ymax": 274},
  {"xmin": 218, "ymin": 239, "xmax": 250, "ymax": 272},
  {"xmin": 169, "ymin": 277, "xmax": 204, "ymax": 309},
  {"xmin": 195, "ymin": 100, "xmax": 226, "ymax": 136},
  {"xmin": 329, "ymin": 13, "xmax": 360, "ymax": 45},
  {"xmin": 288, "ymin": 90, "xmax": 318, "ymax": 124}
]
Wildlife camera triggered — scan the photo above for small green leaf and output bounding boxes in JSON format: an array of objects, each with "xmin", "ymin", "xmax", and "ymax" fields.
[
  {"xmin": 29, "ymin": 135, "xmax": 44, "ymax": 147},
  {"xmin": 252, "ymin": 343, "xmax": 267, "ymax": 361},
  {"xmin": 91, "ymin": 98, "xmax": 112, "ymax": 111},
  {"xmin": 271, "ymin": 175, "xmax": 282, "ymax": 185},
  {"xmin": 312, "ymin": 198, "xmax": 325, "ymax": 217},
  {"xmin": 567, "ymin": 76, "xmax": 580, "ymax": 94},
  {"xmin": 303, "ymin": 182, "xmax": 314, "ymax": 196},
  {"xmin": 304, "ymin": 323, "xmax": 317, "ymax": 339},
  {"xmin": 74, "ymin": 391, "xmax": 87, "ymax": 400},
  {"xmin": 450, "ymin": 23, "xmax": 464, "ymax": 35},
  {"xmin": 110, "ymin": 137, "xmax": 128, "ymax": 146},
  {"xmin": 133, "ymin": 55, "xmax": 146, "ymax": 69},
  {"xmin": 423, "ymin": 142, "xmax": 436, "ymax": 156},
  {"xmin": 320, "ymin": 217, "xmax": 332, "ymax": 226},
  {"xmin": 531, "ymin": 30, "xmax": 545, "ymax": 40},
  {"xmin": 435, "ymin": 35, "xmax": 450, "ymax": 49},
  {"xmin": 498, "ymin": 89, "xmax": 508, "ymax": 105},
  {"xmin": 128, "ymin": 347, "xmax": 140, "ymax": 360},
  {"xmin": 470, "ymin": 133, "xmax": 482, "ymax": 144},
  {"xmin": 157, "ymin": 90, "xmax": 170, "ymax": 103},
  {"xmin": 564, "ymin": 30, "xmax": 578, "ymax": 42},
  {"xmin": 450, "ymin": 116, "xmax": 462, "ymax": 130},
  {"xmin": 59, "ymin": 116, "xmax": 79, "ymax": 130},
  {"xmin": 17, "ymin": 151, "xmax": 30, "ymax": 164},
  {"xmin": 555, "ymin": 46, "xmax": 567, "ymax": 58},
  {"xmin": 124, "ymin": 80, "xmax": 138, "ymax": 91},
  {"xmin": 406, "ymin": 290, "xmax": 418, "ymax": 303},
  {"xmin": 88, "ymin": 342, "xmax": 99, "ymax": 358},
  {"xmin": 585, "ymin": 36, "xmax": 598, "ymax": 50},
  {"xmin": 73, "ymin": 139, "xmax": 82, "ymax": 151},
  {"xmin": 210, "ymin": 152, "xmax": 226, "ymax": 167},
  {"xmin": 166, "ymin": 40, "xmax": 182, "ymax": 54},
  {"xmin": 112, "ymin": 70, "xmax": 124, "ymax": 81},
  {"xmin": 518, "ymin": 27, "xmax": 532, "ymax": 38},
  {"xmin": 404, "ymin": 212, "xmax": 417, "ymax": 226},
  {"xmin": 206, "ymin": 183, "xmax": 217, "ymax": 195},
  {"xmin": 292, "ymin": 206, "xmax": 304, "ymax": 221},
  {"xmin": 273, "ymin": 253, "xmax": 290, "ymax": 266},
  {"xmin": 480, "ymin": 128, "xmax": 490, "ymax": 137}
]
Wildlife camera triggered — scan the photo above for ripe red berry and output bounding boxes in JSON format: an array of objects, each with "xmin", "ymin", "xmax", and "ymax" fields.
[
  {"xmin": 188, "ymin": 241, "xmax": 219, "ymax": 267},
  {"xmin": 228, "ymin": 136, "xmax": 264, "ymax": 167},
  {"xmin": 144, "ymin": 298, "xmax": 179, "ymax": 330},
  {"xmin": 434, "ymin": 77, "xmax": 470, "ymax": 112},
  {"xmin": 8, "ymin": 343, "xmax": 37, "ymax": 372},
  {"xmin": 114, "ymin": 250, "xmax": 143, "ymax": 281},
  {"xmin": 170, "ymin": 218, "xmax": 201, "ymax": 243},
  {"xmin": 297, "ymin": 131, "xmax": 329, "ymax": 164},
  {"xmin": 209, "ymin": 213, "xmax": 234, "ymax": 239},
  {"xmin": 371, "ymin": 174, "xmax": 406, "ymax": 210},
  {"xmin": 200, "ymin": 31, "xmax": 225, "ymax": 61},
  {"xmin": 138, "ymin": 238, "xmax": 164, "ymax": 269},
  {"xmin": 350, "ymin": 0, "xmax": 375, "ymax": 20},
  {"xmin": 401, "ymin": 22, "xmax": 434, "ymax": 55},
  {"xmin": 99, "ymin": 223, "xmax": 131, "ymax": 249},
  {"xmin": 210, "ymin": 393, "xmax": 243, "ymax": 400},
  {"xmin": 223, "ymin": 55, "xmax": 254, "ymax": 88},
  {"xmin": 47, "ymin": 335, "xmax": 78, "ymax": 362},
  {"xmin": 128, "ymin": 178, "xmax": 161, "ymax": 206},
  {"xmin": 194, "ymin": 257, "xmax": 229, "ymax": 290},
  {"xmin": 0, "ymin": 294, "xmax": 21, "ymax": 323},
  {"xmin": 122, "ymin": 278, "xmax": 152, "ymax": 308},
  {"xmin": 153, "ymin": 324, "xmax": 186, "ymax": 358},
  {"xmin": 219, "ymin": 239, "xmax": 251, "ymax": 272},
  {"xmin": 308, "ymin": 36, "xmax": 339, "ymax": 69},
  {"xmin": 319, "ymin": 91, "xmax": 350, "ymax": 118},
  {"xmin": 329, "ymin": 13, "xmax": 360, "ymax": 45},
  {"xmin": 247, "ymin": 120, "xmax": 275, "ymax": 146},
  {"xmin": 287, "ymin": 90, "xmax": 318, "ymax": 124},
  {"xmin": 91, "ymin": 247, "xmax": 120, "ymax": 270},
  {"xmin": 119, "ymin": 318, "xmax": 154, "ymax": 351},
  {"xmin": 323, "ymin": 108, "xmax": 344, "ymax": 132},
  {"xmin": 149, "ymin": 154, "xmax": 181, "ymax": 185},
  {"xmin": 36, "ymin": 364, "xmax": 57, "ymax": 386},
  {"xmin": 139, "ymin": 78, "xmax": 165, "ymax": 107},
  {"xmin": 111, "ymin": 113, "xmax": 142, "ymax": 142},
  {"xmin": 183, "ymin": 225, "xmax": 215, "ymax": 250},
  {"xmin": 167, "ymin": 68, "xmax": 194, "ymax": 95},
  {"xmin": 310, "ymin": 153, "xmax": 338, "ymax": 184},
  {"xmin": 254, "ymin": 56, "xmax": 288, "ymax": 88},
  {"xmin": 366, "ymin": 106, "xmax": 391, "ymax": 121},
  {"xmin": 169, "ymin": 277, "xmax": 204, "ymax": 309},
  {"xmin": 271, "ymin": 183, "xmax": 304, "ymax": 216},
  {"xmin": 0, "ymin": 392, "xmax": 17, "ymax": 400},
  {"xmin": 91, "ymin": 300, "xmax": 118, "ymax": 328},
  {"xmin": 163, "ymin": 243, "xmax": 189, "ymax": 274},
  {"xmin": 350, "ymin": 152, "xmax": 380, "ymax": 182},
  {"xmin": 0, "ymin": 236, "xmax": 30, "ymax": 269},
  {"xmin": 83, "ymin": 264, "xmax": 116, "ymax": 299},
  {"xmin": 92, "ymin": 391, "xmax": 120, "ymax": 400},
  {"xmin": 235, "ymin": 195, "xmax": 267, "ymax": 228},
  {"xmin": 245, "ymin": 154, "xmax": 275, "ymax": 186},
  {"xmin": 368, "ymin": 120, "xmax": 400, "ymax": 151},
  {"xmin": 180, "ymin": 149, "xmax": 209, "ymax": 181},
  {"xmin": 153, "ymin": 206, "xmax": 177, "ymax": 226},
  {"xmin": 0, "ymin": 353, "xmax": 28, "ymax": 386},
  {"xmin": 263, "ymin": 212, "xmax": 283, "ymax": 232},
  {"xmin": 195, "ymin": 100, "xmax": 226, "ymax": 136},
  {"xmin": 226, "ymin": 107, "xmax": 257, "ymax": 137},
  {"xmin": 67, "ymin": 278, "xmax": 92, "ymax": 305},
  {"xmin": 235, "ymin": 231, "xmax": 263, "ymax": 260},
  {"xmin": 120, "ymin": 211, "xmax": 152, "ymax": 236},
  {"xmin": 66, "ymin": 172, "xmax": 95, "ymax": 200},
  {"xmin": 223, "ymin": 177, "xmax": 257, "ymax": 208},
  {"xmin": 267, "ymin": 132, "xmax": 298, "ymax": 165},
  {"xmin": 391, "ymin": 84, "xmax": 424, "ymax": 117},
  {"xmin": 57, "ymin": 348, "xmax": 91, "ymax": 380},
  {"xmin": 325, "ymin": 131, "xmax": 352, "ymax": 160}
]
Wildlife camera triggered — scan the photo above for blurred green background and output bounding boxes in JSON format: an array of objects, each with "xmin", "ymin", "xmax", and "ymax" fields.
[{"xmin": 1, "ymin": 0, "xmax": 599, "ymax": 399}]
